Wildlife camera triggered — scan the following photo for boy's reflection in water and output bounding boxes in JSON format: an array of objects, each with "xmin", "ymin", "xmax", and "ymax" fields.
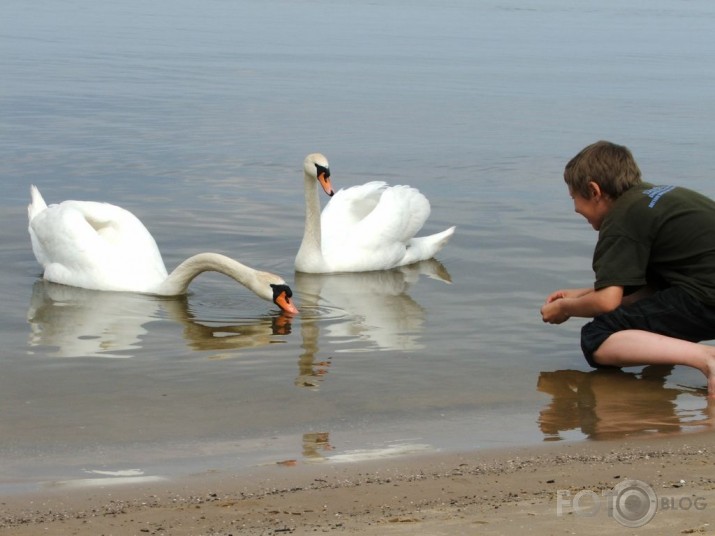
[{"xmin": 537, "ymin": 366, "xmax": 714, "ymax": 441}]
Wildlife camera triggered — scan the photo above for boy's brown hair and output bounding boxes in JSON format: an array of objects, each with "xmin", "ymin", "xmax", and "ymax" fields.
[{"xmin": 564, "ymin": 140, "xmax": 642, "ymax": 199}]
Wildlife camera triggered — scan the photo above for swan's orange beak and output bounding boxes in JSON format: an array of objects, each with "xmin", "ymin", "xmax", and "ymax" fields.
[
  {"xmin": 275, "ymin": 290, "xmax": 299, "ymax": 315},
  {"xmin": 318, "ymin": 171, "xmax": 334, "ymax": 197}
]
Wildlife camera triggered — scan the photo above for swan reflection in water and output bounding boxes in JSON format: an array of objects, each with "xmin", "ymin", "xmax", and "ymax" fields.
[
  {"xmin": 26, "ymin": 280, "xmax": 292, "ymax": 359},
  {"xmin": 27, "ymin": 257, "xmax": 450, "ymax": 376},
  {"xmin": 293, "ymin": 259, "xmax": 451, "ymax": 388},
  {"xmin": 537, "ymin": 367, "xmax": 714, "ymax": 441}
]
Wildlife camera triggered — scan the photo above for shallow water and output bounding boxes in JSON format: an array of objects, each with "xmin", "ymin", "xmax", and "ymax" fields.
[{"xmin": 2, "ymin": 0, "xmax": 715, "ymax": 492}]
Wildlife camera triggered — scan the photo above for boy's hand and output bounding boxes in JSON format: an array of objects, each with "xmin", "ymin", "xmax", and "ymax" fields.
[
  {"xmin": 545, "ymin": 288, "xmax": 591, "ymax": 303},
  {"xmin": 541, "ymin": 288, "xmax": 584, "ymax": 324},
  {"xmin": 541, "ymin": 286, "xmax": 621, "ymax": 323},
  {"xmin": 545, "ymin": 290, "xmax": 569, "ymax": 304},
  {"xmin": 541, "ymin": 299, "xmax": 570, "ymax": 324}
]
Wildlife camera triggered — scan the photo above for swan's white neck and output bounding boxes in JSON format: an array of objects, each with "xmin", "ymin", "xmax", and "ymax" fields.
[
  {"xmin": 295, "ymin": 170, "xmax": 327, "ymax": 272},
  {"xmin": 156, "ymin": 252, "xmax": 263, "ymax": 296}
]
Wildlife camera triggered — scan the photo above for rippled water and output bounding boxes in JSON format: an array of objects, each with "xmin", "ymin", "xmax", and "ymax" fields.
[{"xmin": 2, "ymin": 0, "xmax": 715, "ymax": 492}]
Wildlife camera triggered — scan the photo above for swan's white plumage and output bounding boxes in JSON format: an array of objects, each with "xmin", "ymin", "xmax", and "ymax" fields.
[
  {"xmin": 27, "ymin": 186, "xmax": 299, "ymax": 313},
  {"xmin": 295, "ymin": 154, "xmax": 455, "ymax": 273},
  {"xmin": 29, "ymin": 187, "xmax": 168, "ymax": 293}
]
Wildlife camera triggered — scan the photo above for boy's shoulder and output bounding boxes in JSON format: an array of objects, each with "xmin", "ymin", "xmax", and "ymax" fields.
[
  {"xmin": 609, "ymin": 182, "xmax": 715, "ymax": 227},
  {"xmin": 639, "ymin": 183, "xmax": 714, "ymax": 209},
  {"xmin": 609, "ymin": 183, "xmax": 654, "ymax": 214},
  {"xmin": 604, "ymin": 183, "xmax": 670, "ymax": 231},
  {"xmin": 616, "ymin": 182, "xmax": 707, "ymax": 208}
]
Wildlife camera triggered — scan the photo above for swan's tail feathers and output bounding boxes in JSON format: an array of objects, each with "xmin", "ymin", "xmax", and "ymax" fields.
[
  {"xmin": 404, "ymin": 226, "xmax": 456, "ymax": 265},
  {"xmin": 28, "ymin": 185, "xmax": 48, "ymax": 223},
  {"xmin": 432, "ymin": 226, "xmax": 456, "ymax": 249}
]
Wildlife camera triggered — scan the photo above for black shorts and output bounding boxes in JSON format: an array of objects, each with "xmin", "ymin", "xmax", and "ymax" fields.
[{"xmin": 581, "ymin": 286, "xmax": 715, "ymax": 368}]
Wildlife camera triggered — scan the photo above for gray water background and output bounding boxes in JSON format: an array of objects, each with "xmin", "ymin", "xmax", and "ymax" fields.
[{"xmin": 2, "ymin": 0, "xmax": 715, "ymax": 492}]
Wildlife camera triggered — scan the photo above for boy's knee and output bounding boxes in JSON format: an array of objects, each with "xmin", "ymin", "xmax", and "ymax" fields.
[
  {"xmin": 590, "ymin": 345, "xmax": 616, "ymax": 368},
  {"xmin": 581, "ymin": 320, "xmax": 614, "ymax": 368}
]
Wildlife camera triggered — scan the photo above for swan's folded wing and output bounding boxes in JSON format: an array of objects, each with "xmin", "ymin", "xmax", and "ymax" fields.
[
  {"xmin": 321, "ymin": 181, "xmax": 387, "ymax": 248},
  {"xmin": 30, "ymin": 203, "xmax": 116, "ymax": 287},
  {"xmin": 31, "ymin": 202, "xmax": 110, "ymax": 267},
  {"xmin": 353, "ymin": 185, "xmax": 430, "ymax": 247},
  {"xmin": 318, "ymin": 182, "xmax": 437, "ymax": 271},
  {"xmin": 30, "ymin": 201, "xmax": 168, "ymax": 290}
]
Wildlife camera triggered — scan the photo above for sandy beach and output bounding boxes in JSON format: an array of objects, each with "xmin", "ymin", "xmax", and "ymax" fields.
[{"xmin": 1, "ymin": 431, "xmax": 712, "ymax": 535}]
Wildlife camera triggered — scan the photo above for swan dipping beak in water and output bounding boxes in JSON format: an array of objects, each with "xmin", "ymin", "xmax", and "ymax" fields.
[{"xmin": 27, "ymin": 185, "xmax": 298, "ymax": 315}]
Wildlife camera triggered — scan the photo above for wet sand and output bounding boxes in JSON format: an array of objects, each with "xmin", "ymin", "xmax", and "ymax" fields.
[{"xmin": 1, "ymin": 431, "xmax": 713, "ymax": 535}]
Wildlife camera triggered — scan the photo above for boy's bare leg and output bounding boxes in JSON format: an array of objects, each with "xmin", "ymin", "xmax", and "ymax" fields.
[{"xmin": 594, "ymin": 330, "xmax": 715, "ymax": 397}]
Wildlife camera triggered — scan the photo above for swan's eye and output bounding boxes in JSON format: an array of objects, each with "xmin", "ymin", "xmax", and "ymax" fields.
[{"xmin": 315, "ymin": 164, "xmax": 330, "ymax": 178}]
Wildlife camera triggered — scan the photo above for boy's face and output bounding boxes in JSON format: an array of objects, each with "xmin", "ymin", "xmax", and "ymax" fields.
[{"xmin": 569, "ymin": 183, "xmax": 611, "ymax": 231}]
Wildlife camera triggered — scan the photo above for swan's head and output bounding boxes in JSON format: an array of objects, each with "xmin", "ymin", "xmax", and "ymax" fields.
[
  {"xmin": 304, "ymin": 153, "xmax": 334, "ymax": 197},
  {"xmin": 266, "ymin": 274, "xmax": 298, "ymax": 315}
]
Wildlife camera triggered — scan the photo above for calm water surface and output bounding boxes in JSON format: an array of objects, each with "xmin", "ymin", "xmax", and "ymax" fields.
[{"xmin": 2, "ymin": 0, "xmax": 715, "ymax": 492}]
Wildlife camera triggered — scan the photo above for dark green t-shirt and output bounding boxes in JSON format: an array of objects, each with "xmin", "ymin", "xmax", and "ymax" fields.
[{"xmin": 593, "ymin": 182, "xmax": 715, "ymax": 305}]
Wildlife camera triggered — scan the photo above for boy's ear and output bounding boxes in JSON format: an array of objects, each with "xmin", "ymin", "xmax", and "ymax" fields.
[{"xmin": 588, "ymin": 181, "xmax": 603, "ymax": 199}]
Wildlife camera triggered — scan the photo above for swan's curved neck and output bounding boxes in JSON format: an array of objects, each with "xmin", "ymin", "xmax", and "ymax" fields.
[
  {"xmin": 156, "ymin": 253, "xmax": 260, "ymax": 296},
  {"xmin": 295, "ymin": 171, "xmax": 325, "ymax": 272}
]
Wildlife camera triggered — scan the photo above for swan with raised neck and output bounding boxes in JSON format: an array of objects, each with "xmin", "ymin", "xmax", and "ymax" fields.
[{"xmin": 295, "ymin": 153, "xmax": 455, "ymax": 274}]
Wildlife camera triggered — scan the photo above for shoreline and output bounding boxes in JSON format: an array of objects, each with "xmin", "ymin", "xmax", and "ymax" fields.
[{"xmin": 1, "ymin": 430, "xmax": 713, "ymax": 535}]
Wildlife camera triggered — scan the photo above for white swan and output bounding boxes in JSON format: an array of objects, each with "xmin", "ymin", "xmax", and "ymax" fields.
[
  {"xmin": 27, "ymin": 186, "xmax": 299, "ymax": 314},
  {"xmin": 295, "ymin": 153, "xmax": 456, "ymax": 273}
]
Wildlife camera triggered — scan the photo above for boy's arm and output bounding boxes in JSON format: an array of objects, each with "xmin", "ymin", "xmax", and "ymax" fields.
[
  {"xmin": 544, "ymin": 287, "xmax": 594, "ymax": 303},
  {"xmin": 541, "ymin": 285, "xmax": 623, "ymax": 324}
]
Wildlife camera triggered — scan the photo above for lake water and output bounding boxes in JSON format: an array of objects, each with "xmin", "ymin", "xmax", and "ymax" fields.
[{"xmin": 2, "ymin": 0, "xmax": 715, "ymax": 493}]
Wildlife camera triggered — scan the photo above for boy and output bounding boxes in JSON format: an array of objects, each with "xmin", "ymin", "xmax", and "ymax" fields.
[{"xmin": 541, "ymin": 140, "xmax": 715, "ymax": 397}]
